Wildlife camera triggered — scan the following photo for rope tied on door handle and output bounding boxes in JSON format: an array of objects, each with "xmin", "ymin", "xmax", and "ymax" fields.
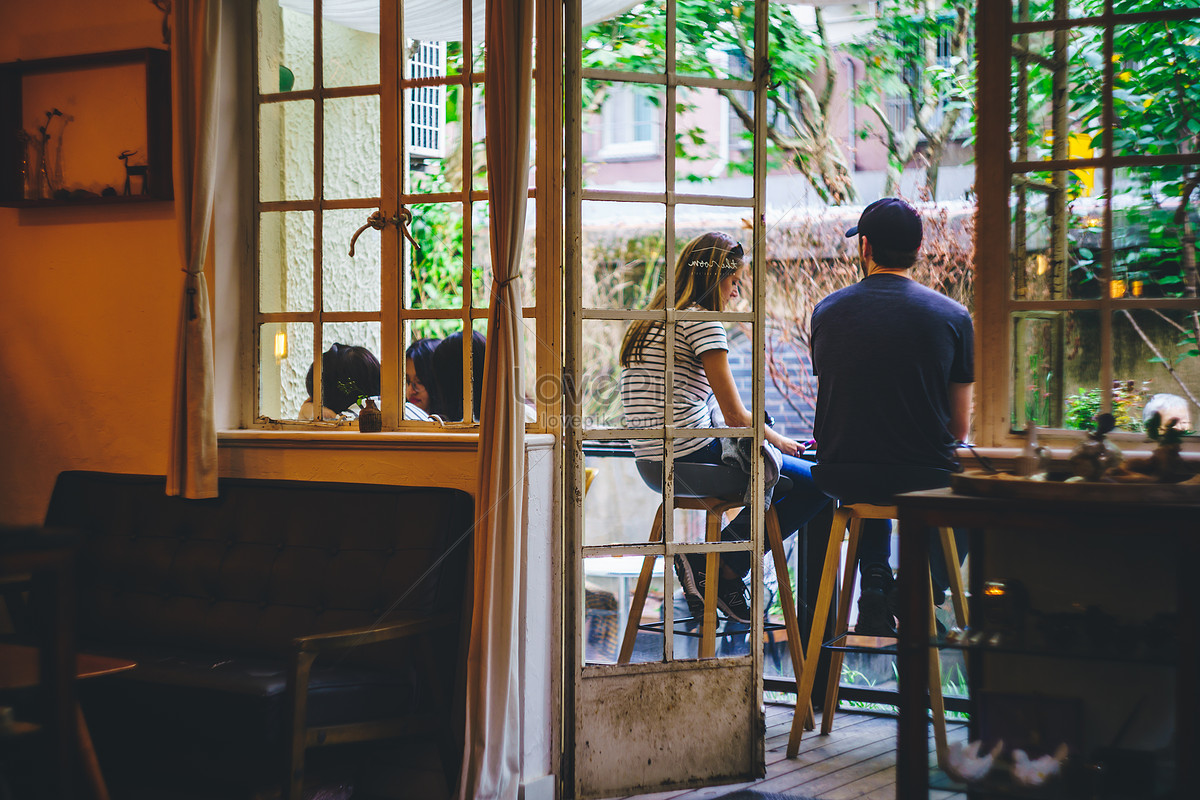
[{"xmin": 348, "ymin": 208, "xmax": 422, "ymax": 257}]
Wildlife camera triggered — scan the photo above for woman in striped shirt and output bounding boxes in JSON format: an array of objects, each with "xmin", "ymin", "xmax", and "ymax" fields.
[{"xmin": 619, "ymin": 231, "xmax": 829, "ymax": 624}]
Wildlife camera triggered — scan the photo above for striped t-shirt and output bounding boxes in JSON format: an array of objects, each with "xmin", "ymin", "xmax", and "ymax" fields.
[{"xmin": 620, "ymin": 313, "xmax": 728, "ymax": 459}]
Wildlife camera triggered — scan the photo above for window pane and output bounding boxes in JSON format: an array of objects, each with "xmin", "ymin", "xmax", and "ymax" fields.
[
  {"xmin": 259, "ymin": 100, "xmax": 315, "ymax": 202},
  {"xmin": 471, "ymin": 201, "xmax": 537, "ymax": 308},
  {"xmin": 1010, "ymin": 29, "xmax": 1105, "ymax": 163},
  {"xmin": 259, "ymin": 321, "xmax": 314, "ymax": 420},
  {"xmin": 583, "ymin": 319, "xmax": 634, "ymax": 430},
  {"xmin": 583, "ymin": 553, "xmax": 667, "ymax": 664},
  {"xmin": 674, "ymin": 201, "xmax": 750, "ymax": 306},
  {"xmin": 1010, "ymin": 170, "xmax": 1108, "ymax": 300},
  {"xmin": 259, "ymin": 210, "xmax": 314, "ymax": 313},
  {"xmin": 444, "ymin": 37, "xmax": 485, "ymax": 78},
  {"xmin": 258, "ymin": 1, "xmax": 314, "ymax": 94},
  {"xmin": 1112, "ymin": 20, "xmax": 1200, "ymax": 159},
  {"xmin": 581, "ymin": 1, "xmax": 665, "ymax": 74},
  {"xmin": 1050, "ymin": 310, "xmax": 1102, "ymax": 431},
  {"xmin": 675, "ymin": 85, "xmax": 754, "ymax": 199},
  {"xmin": 409, "ymin": 199, "xmax": 469, "ymax": 310},
  {"xmin": 321, "ymin": 322, "xmax": 383, "ymax": 415},
  {"xmin": 1013, "ymin": 312, "xmax": 1066, "ymax": 430},
  {"xmin": 763, "ymin": 533, "xmax": 801, "ymax": 684},
  {"xmin": 1112, "ymin": 310, "xmax": 1198, "ymax": 436},
  {"xmin": 583, "ymin": 81, "xmax": 666, "ymax": 182},
  {"xmin": 323, "ymin": 96, "xmax": 381, "ymax": 200},
  {"xmin": 523, "ymin": 310, "xmax": 541, "ymax": 418},
  {"xmin": 419, "ymin": 324, "xmax": 483, "ymax": 421},
  {"xmin": 323, "ymin": 9, "xmax": 379, "ymax": 88},
  {"xmin": 1113, "ymin": 164, "xmax": 1200, "ymax": 299},
  {"xmin": 472, "ymin": 84, "xmax": 490, "ymax": 194},
  {"xmin": 676, "ymin": 0, "xmax": 753, "ymax": 82},
  {"xmin": 323, "ymin": 208, "xmax": 381, "ymax": 312},
  {"xmin": 582, "ymin": 201, "xmax": 667, "ymax": 311}
]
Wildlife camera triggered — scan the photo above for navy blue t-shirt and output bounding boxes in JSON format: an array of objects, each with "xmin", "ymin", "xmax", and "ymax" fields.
[{"xmin": 810, "ymin": 274, "xmax": 974, "ymax": 471}]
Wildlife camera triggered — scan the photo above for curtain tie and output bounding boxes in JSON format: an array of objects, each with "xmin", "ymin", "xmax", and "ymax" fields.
[
  {"xmin": 496, "ymin": 274, "xmax": 521, "ymax": 288},
  {"xmin": 186, "ymin": 285, "xmax": 198, "ymax": 320}
]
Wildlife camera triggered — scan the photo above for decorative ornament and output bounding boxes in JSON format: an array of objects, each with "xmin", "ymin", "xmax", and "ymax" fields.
[{"xmin": 357, "ymin": 398, "xmax": 382, "ymax": 432}]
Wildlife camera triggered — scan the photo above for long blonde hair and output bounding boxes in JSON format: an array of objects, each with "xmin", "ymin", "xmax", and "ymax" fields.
[{"xmin": 620, "ymin": 232, "xmax": 744, "ymax": 367}]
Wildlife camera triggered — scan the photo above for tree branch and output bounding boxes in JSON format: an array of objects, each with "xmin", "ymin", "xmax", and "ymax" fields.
[{"xmin": 1119, "ymin": 309, "xmax": 1200, "ymax": 409}]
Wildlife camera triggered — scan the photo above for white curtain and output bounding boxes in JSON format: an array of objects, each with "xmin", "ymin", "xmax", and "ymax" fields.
[
  {"xmin": 279, "ymin": 0, "xmax": 635, "ymax": 39},
  {"xmin": 167, "ymin": 0, "xmax": 221, "ymax": 499},
  {"xmin": 456, "ymin": 0, "xmax": 532, "ymax": 796}
]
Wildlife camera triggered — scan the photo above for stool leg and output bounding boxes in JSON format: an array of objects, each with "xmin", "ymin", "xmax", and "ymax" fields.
[
  {"xmin": 787, "ymin": 506, "xmax": 851, "ymax": 758},
  {"xmin": 765, "ymin": 509, "xmax": 814, "ymax": 731},
  {"xmin": 821, "ymin": 517, "xmax": 862, "ymax": 735},
  {"xmin": 618, "ymin": 504, "xmax": 664, "ymax": 664},
  {"xmin": 938, "ymin": 527, "xmax": 969, "ymax": 629},
  {"xmin": 928, "ymin": 571, "xmax": 950, "ymax": 769},
  {"xmin": 699, "ymin": 510, "xmax": 721, "ymax": 659}
]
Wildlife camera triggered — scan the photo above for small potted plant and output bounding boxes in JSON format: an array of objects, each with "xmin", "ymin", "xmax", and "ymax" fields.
[{"xmin": 338, "ymin": 380, "xmax": 382, "ymax": 432}]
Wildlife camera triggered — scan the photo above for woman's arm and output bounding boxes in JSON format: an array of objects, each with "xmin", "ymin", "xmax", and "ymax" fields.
[{"xmin": 700, "ymin": 349, "xmax": 803, "ymax": 456}]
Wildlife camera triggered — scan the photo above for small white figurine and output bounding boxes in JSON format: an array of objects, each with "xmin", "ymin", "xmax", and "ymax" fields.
[
  {"xmin": 1012, "ymin": 742, "xmax": 1069, "ymax": 786},
  {"xmin": 945, "ymin": 739, "xmax": 1003, "ymax": 783}
]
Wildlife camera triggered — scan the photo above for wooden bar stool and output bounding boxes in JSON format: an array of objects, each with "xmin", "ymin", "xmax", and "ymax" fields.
[
  {"xmin": 617, "ymin": 462, "xmax": 816, "ymax": 729},
  {"xmin": 786, "ymin": 502, "xmax": 968, "ymax": 762}
]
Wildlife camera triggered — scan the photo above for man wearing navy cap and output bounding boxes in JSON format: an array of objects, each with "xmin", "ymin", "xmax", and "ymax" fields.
[{"xmin": 809, "ymin": 198, "xmax": 975, "ymax": 635}]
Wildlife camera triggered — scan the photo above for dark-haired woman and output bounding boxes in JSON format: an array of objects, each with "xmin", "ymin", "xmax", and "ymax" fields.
[
  {"xmin": 406, "ymin": 337, "xmax": 441, "ymax": 414},
  {"xmin": 428, "ymin": 331, "xmax": 486, "ymax": 422},
  {"xmin": 300, "ymin": 342, "xmax": 429, "ymax": 421}
]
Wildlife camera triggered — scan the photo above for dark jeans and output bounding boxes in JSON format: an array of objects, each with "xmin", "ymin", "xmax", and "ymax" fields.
[
  {"xmin": 857, "ymin": 519, "xmax": 968, "ymax": 602},
  {"xmin": 677, "ymin": 439, "xmax": 831, "ymax": 579}
]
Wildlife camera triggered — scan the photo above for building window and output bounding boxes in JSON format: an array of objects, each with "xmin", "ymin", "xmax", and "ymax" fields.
[
  {"xmin": 252, "ymin": 1, "xmax": 543, "ymax": 429},
  {"xmin": 598, "ymin": 85, "xmax": 659, "ymax": 158},
  {"xmin": 976, "ymin": 1, "xmax": 1200, "ymax": 446},
  {"xmin": 408, "ymin": 41, "xmax": 445, "ymax": 159}
]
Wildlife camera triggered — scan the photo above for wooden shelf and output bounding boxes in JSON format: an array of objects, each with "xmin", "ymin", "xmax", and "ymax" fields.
[{"xmin": 0, "ymin": 48, "xmax": 173, "ymax": 206}]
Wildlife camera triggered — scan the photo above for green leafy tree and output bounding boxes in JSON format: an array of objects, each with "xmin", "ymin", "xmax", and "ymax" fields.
[
  {"xmin": 582, "ymin": 0, "xmax": 857, "ymax": 204},
  {"xmin": 849, "ymin": 1, "xmax": 974, "ymax": 198}
]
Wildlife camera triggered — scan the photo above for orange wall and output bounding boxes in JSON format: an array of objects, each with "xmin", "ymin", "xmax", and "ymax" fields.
[{"xmin": 0, "ymin": 1, "xmax": 179, "ymax": 524}]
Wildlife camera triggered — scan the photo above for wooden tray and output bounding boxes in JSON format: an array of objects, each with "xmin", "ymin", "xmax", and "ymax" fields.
[{"xmin": 950, "ymin": 469, "xmax": 1200, "ymax": 504}]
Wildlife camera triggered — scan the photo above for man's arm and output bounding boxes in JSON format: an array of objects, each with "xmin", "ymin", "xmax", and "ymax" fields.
[{"xmin": 949, "ymin": 382, "xmax": 974, "ymax": 443}]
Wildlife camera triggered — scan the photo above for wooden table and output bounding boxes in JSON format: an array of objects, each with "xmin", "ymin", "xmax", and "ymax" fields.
[
  {"xmin": 893, "ymin": 487, "xmax": 1199, "ymax": 799},
  {"xmin": 0, "ymin": 643, "xmax": 136, "ymax": 800}
]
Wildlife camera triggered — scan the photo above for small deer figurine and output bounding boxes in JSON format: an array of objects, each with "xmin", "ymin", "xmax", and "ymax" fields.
[{"xmin": 119, "ymin": 150, "xmax": 149, "ymax": 196}]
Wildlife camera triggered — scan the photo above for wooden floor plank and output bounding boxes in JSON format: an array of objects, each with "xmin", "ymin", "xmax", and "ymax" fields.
[{"xmin": 612, "ymin": 707, "xmax": 967, "ymax": 800}]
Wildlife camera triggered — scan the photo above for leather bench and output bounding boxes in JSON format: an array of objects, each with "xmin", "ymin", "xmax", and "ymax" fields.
[{"xmin": 41, "ymin": 470, "xmax": 474, "ymax": 799}]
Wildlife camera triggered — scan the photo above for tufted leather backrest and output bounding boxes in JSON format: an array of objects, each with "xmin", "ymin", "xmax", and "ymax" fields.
[{"xmin": 44, "ymin": 471, "xmax": 474, "ymax": 657}]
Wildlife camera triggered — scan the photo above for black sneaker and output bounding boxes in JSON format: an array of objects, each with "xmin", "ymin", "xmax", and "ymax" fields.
[
  {"xmin": 857, "ymin": 564, "xmax": 898, "ymax": 636},
  {"xmin": 856, "ymin": 587, "xmax": 898, "ymax": 636},
  {"xmin": 674, "ymin": 553, "xmax": 707, "ymax": 620},
  {"xmin": 717, "ymin": 576, "xmax": 752, "ymax": 625}
]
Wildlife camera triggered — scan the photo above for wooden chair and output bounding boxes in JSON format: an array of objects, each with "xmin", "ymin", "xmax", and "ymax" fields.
[{"xmin": 786, "ymin": 502, "xmax": 968, "ymax": 762}]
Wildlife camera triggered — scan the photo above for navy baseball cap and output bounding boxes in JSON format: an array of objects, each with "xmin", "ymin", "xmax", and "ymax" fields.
[{"xmin": 845, "ymin": 197, "xmax": 923, "ymax": 252}]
